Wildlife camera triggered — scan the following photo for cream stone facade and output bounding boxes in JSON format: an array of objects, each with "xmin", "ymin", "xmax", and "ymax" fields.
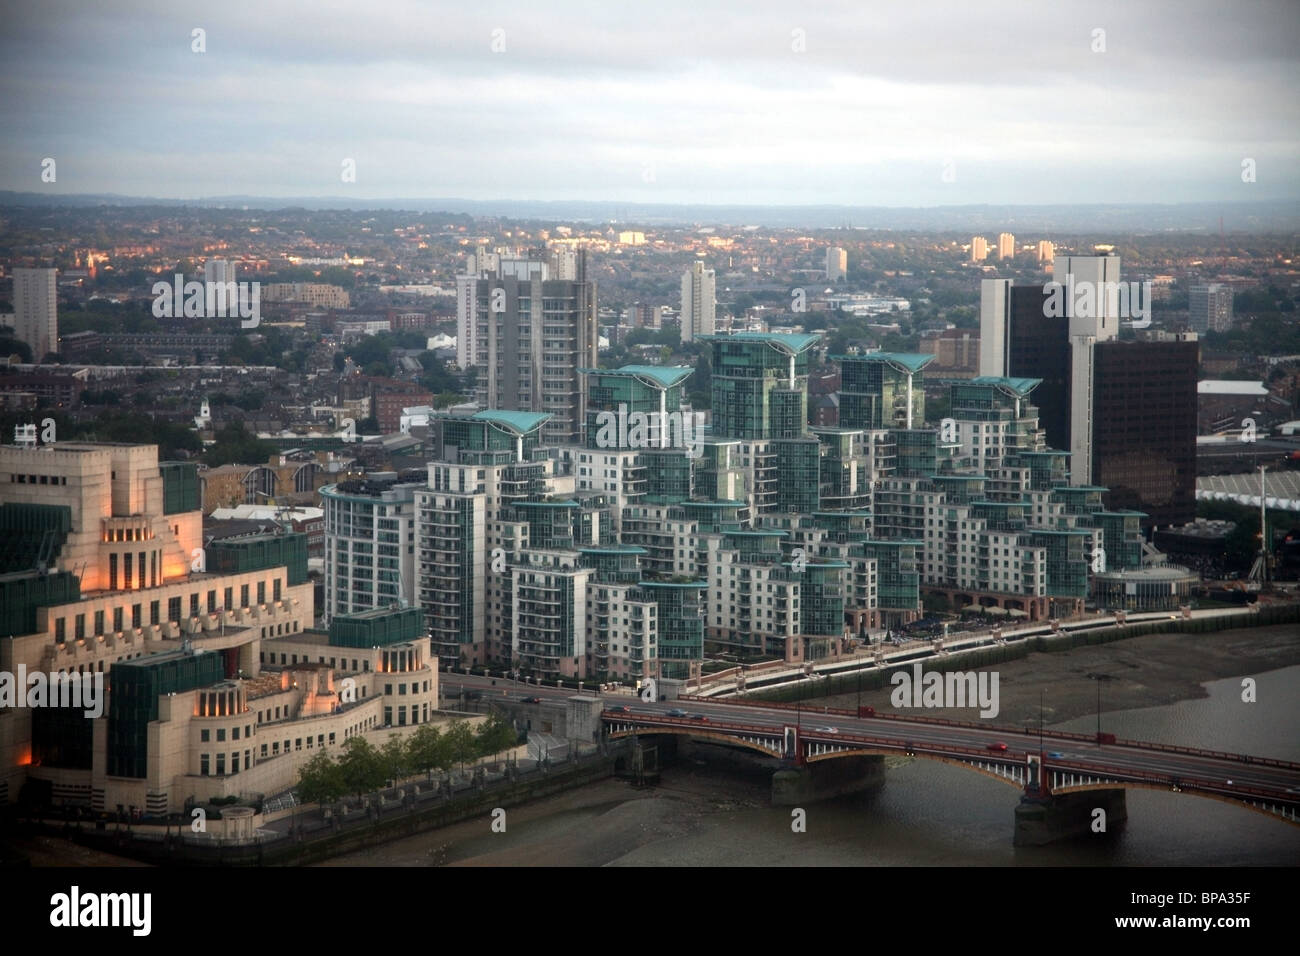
[
  {"xmin": 84, "ymin": 635, "xmax": 439, "ymax": 815},
  {"xmin": 0, "ymin": 442, "xmax": 334, "ymax": 812},
  {"xmin": 1, "ymin": 442, "xmax": 203, "ymax": 592}
]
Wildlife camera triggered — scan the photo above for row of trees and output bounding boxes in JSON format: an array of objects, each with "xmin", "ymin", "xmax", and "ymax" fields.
[
  {"xmin": 0, "ymin": 408, "xmax": 206, "ymax": 460},
  {"xmin": 294, "ymin": 713, "xmax": 520, "ymax": 806},
  {"xmin": 204, "ymin": 421, "xmax": 276, "ymax": 467}
]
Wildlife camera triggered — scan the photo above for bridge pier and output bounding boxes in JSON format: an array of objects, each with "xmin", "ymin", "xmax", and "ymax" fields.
[
  {"xmin": 566, "ymin": 695, "xmax": 605, "ymax": 747},
  {"xmin": 1014, "ymin": 789, "xmax": 1127, "ymax": 846},
  {"xmin": 771, "ymin": 755, "xmax": 886, "ymax": 806}
]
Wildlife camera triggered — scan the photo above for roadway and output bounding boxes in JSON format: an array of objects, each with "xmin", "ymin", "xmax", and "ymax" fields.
[
  {"xmin": 690, "ymin": 605, "xmax": 1265, "ymax": 697},
  {"xmin": 442, "ymin": 672, "xmax": 1300, "ymax": 805}
]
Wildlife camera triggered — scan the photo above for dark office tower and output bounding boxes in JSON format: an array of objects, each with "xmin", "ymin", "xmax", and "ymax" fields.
[
  {"xmin": 982, "ymin": 257, "xmax": 1127, "ymax": 486},
  {"xmin": 1091, "ymin": 335, "xmax": 1199, "ymax": 528},
  {"xmin": 468, "ymin": 252, "xmax": 598, "ymax": 446},
  {"xmin": 981, "ymin": 279, "xmax": 1070, "ymax": 453},
  {"xmin": 1009, "ymin": 286, "xmax": 1070, "ymax": 453}
]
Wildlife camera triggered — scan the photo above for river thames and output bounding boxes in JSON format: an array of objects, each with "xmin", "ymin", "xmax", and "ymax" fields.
[{"xmin": 324, "ymin": 645, "xmax": 1299, "ymax": 866}]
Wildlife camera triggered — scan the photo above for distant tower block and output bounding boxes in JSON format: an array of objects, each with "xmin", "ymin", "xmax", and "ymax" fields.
[{"xmin": 826, "ymin": 247, "xmax": 847, "ymax": 282}]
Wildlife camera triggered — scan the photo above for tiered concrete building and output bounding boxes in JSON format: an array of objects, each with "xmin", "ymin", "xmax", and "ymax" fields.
[{"xmin": 0, "ymin": 441, "xmax": 441, "ymax": 815}]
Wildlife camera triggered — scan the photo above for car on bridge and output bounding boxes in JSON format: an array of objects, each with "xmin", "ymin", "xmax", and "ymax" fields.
[
  {"xmin": 665, "ymin": 708, "xmax": 688, "ymax": 717},
  {"xmin": 812, "ymin": 726, "xmax": 839, "ymax": 734},
  {"xmin": 1047, "ymin": 751, "xmax": 1065, "ymax": 759},
  {"xmin": 986, "ymin": 742, "xmax": 1008, "ymax": 751},
  {"xmin": 520, "ymin": 696, "xmax": 543, "ymax": 704},
  {"xmin": 689, "ymin": 713, "xmax": 710, "ymax": 722},
  {"xmin": 607, "ymin": 705, "xmax": 632, "ymax": 714}
]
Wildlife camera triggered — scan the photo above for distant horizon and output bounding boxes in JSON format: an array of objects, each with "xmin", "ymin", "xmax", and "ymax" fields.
[
  {"xmin": 4, "ymin": 192, "xmax": 1298, "ymax": 233},
  {"xmin": 6, "ymin": 191, "xmax": 1293, "ymax": 209}
]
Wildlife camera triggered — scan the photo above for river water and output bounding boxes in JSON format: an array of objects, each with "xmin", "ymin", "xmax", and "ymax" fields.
[{"xmin": 330, "ymin": 662, "xmax": 1299, "ymax": 866}]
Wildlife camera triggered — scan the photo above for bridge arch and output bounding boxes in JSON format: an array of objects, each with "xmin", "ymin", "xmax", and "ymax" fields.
[
  {"xmin": 603, "ymin": 720, "xmax": 1299, "ymax": 828},
  {"xmin": 803, "ymin": 745, "xmax": 1028, "ymax": 789},
  {"xmin": 292, "ymin": 462, "xmax": 320, "ymax": 494},
  {"xmin": 606, "ymin": 725, "xmax": 785, "ymax": 759},
  {"xmin": 802, "ymin": 747, "xmax": 1300, "ymax": 827},
  {"xmin": 1047, "ymin": 780, "xmax": 1300, "ymax": 827},
  {"xmin": 242, "ymin": 465, "xmax": 278, "ymax": 503}
]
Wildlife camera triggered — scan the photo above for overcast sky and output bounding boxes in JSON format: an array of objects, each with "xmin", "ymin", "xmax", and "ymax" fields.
[{"xmin": 1, "ymin": 0, "xmax": 1297, "ymax": 206}]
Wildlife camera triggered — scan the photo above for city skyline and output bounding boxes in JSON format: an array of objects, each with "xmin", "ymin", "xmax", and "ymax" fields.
[{"xmin": 1, "ymin": 0, "xmax": 1298, "ymax": 886}]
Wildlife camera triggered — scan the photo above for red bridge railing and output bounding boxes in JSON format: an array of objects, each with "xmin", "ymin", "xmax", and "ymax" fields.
[
  {"xmin": 673, "ymin": 696, "xmax": 1300, "ymax": 770},
  {"xmin": 604, "ymin": 714, "xmax": 1300, "ymax": 803}
]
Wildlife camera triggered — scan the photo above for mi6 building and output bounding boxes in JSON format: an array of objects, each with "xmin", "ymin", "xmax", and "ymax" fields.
[{"xmin": 0, "ymin": 441, "xmax": 438, "ymax": 817}]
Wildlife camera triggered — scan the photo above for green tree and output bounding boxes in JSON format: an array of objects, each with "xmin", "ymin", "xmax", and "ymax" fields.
[
  {"xmin": 474, "ymin": 711, "xmax": 518, "ymax": 756},
  {"xmin": 205, "ymin": 421, "xmax": 275, "ymax": 467},
  {"xmin": 0, "ymin": 337, "xmax": 33, "ymax": 363},
  {"xmin": 380, "ymin": 734, "xmax": 411, "ymax": 784},
  {"xmin": 233, "ymin": 390, "xmax": 266, "ymax": 412},
  {"xmin": 408, "ymin": 723, "xmax": 449, "ymax": 779},
  {"xmin": 337, "ymin": 736, "xmax": 385, "ymax": 799},
  {"xmin": 444, "ymin": 719, "xmax": 478, "ymax": 772},
  {"xmin": 419, "ymin": 355, "xmax": 463, "ymax": 395},
  {"xmin": 728, "ymin": 293, "xmax": 756, "ymax": 318},
  {"xmin": 65, "ymin": 412, "xmax": 202, "ymax": 460},
  {"xmin": 296, "ymin": 749, "xmax": 346, "ymax": 807}
]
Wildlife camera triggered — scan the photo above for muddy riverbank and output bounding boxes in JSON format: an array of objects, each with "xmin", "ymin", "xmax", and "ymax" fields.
[{"xmin": 803, "ymin": 622, "xmax": 1300, "ymax": 730}]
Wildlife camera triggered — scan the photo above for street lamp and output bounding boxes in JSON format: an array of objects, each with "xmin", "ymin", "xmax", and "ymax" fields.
[{"xmin": 1088, "ymin": 673, "xmax": 1112, "ymax": 742}]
